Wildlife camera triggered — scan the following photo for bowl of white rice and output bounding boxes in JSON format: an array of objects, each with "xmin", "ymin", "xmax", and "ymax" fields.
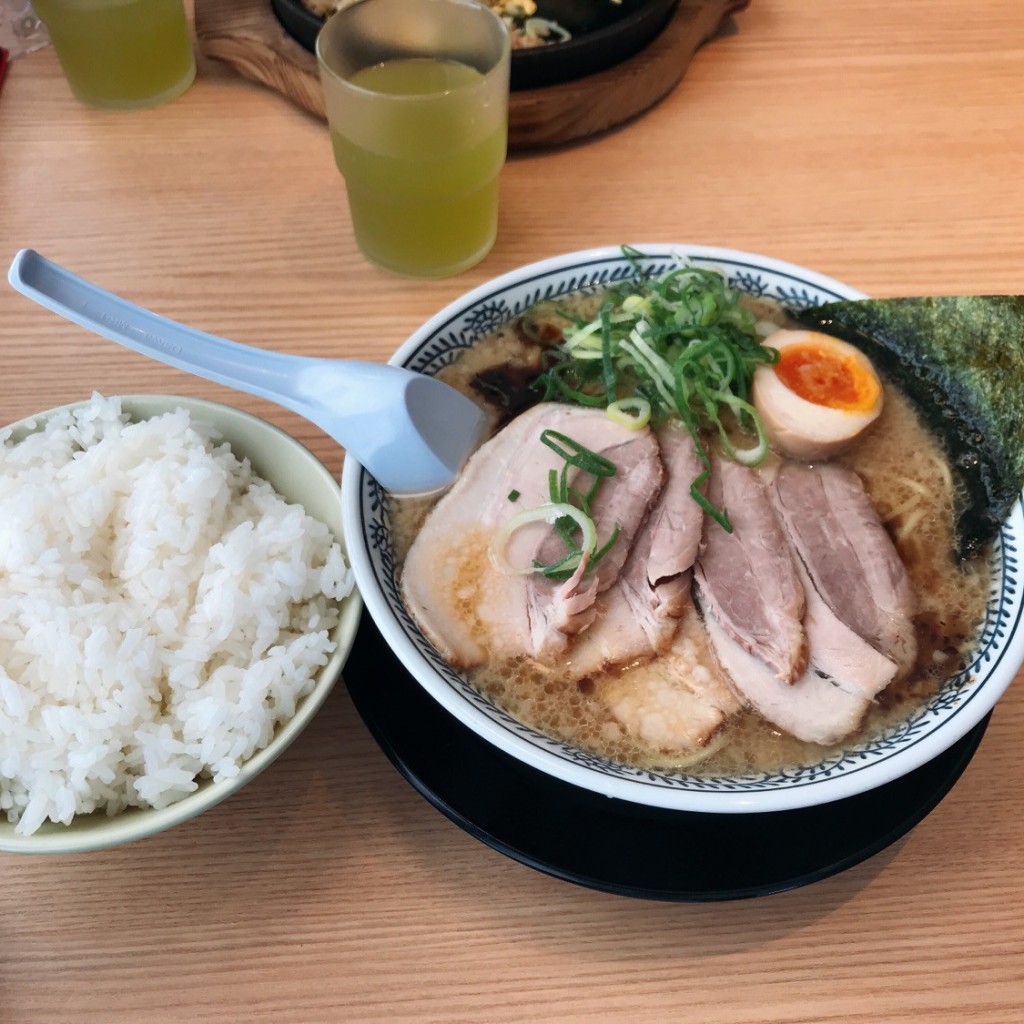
[{"xmin": 0, "ymin": 394, "xmax": 362, "ymax": 853}]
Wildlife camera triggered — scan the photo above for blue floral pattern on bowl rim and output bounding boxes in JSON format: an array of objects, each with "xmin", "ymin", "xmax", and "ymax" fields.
[{"xmin": 341, "ymin": 244, "xmax": 1024, "ymax": 813}]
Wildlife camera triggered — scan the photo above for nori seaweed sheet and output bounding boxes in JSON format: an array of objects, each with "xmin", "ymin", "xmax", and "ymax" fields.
[{"xmin": 795, "ymin": 296, "xmax": 1024, "ymax": 560}]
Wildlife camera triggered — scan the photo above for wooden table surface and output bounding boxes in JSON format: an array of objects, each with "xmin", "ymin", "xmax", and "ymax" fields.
[{"xmin": 2, "ymin": 2, "xmax": 1023, "ymax": 1021}]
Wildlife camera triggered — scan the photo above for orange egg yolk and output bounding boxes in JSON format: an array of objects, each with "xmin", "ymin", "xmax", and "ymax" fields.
[{"xmin": 773, "ymin": 343, "xmax": 880, "ymax": 412}]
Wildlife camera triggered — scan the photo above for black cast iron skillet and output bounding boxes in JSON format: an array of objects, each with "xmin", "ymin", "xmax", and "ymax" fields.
[{"xmin": 270, "ymin": 0, "xmax": 680, "ymax": 90}]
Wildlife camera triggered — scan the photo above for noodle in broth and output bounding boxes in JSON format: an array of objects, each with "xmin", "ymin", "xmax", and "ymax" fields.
[{"xmin": 392, "ymin": 293, "xmax": 991, "ymax": 776}]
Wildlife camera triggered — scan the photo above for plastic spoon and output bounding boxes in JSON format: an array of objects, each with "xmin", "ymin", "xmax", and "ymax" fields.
[{"xmin": 7, "ymin": 249, "xmax": 489, "ymax": 495}]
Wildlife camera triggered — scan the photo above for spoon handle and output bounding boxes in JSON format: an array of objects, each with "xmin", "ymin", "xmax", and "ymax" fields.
[
  {"xmin": 8, "ymin": 248, "xmax": 317, "ymax": 409},
  {"xmin": 8, "ymin": 248, "xmax": 491, "ymax": 494}
]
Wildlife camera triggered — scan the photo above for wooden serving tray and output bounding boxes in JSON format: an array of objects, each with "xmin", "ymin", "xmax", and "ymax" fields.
[{"xmin": 194, "ymin": 0, "xmax": 749, "ymax": 150}]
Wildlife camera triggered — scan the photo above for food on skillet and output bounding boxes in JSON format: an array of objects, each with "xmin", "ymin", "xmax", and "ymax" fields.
[
  {"xmin": 300, "ymin": 0, "xmax": 576, "ymax": 47},
  {"xmin": 484, "ymin": 0, "xmax": 570, "ymax": 47},
  {"xmin": 393, "ymin": 250, "xmax": 1022, "ymax": 775}
]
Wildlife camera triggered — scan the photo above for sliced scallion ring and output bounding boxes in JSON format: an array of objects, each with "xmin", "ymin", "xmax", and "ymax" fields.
[
  {"xmin": 606, "ymin": 397, "xmax": 651, "ymax": 430},
  {"xmin": 490, "ymin": 502, "xmax": 598, "ymax": 575}
]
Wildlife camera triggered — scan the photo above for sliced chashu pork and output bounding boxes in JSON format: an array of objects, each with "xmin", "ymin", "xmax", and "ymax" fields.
[
  {"xmin": 699, "ymin": 461, "xmax": 901, "ymax": 745},
  {"xmin": 566, "ymin": 426, "xmax": 705, "ymax": 679},
  {"xmin": 646, "ymin": 426, "xmax": 707, "ymax": 589},
  {"xmin": 700, "ymin": 596, "xmax": 871, "ymax": 747},
  {"xmin": 401, "ymin": 403, "xmax": 662, "ymax": 668},
  {"xmin": 598, "ymin": 614, "xmax": 743, "ymax": 754},
  {"xmin": 526, "ymin": 426, "xmax": 663, "ymax": 659},
  {"xmin": 792, "ymin": 556, "xmax": 898, "ymax": 701},
  {"xmin": 771, "ymin": 462, "xmax": 917, "ymax": 677},
  {"xmin": 693, "ymin": 457, "xmax": 808, "ymax": 683}
]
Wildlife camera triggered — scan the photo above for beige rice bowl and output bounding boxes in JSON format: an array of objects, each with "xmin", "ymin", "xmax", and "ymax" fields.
[{"xmin": 0, "ymin": 394, "xmax": 359, "ymax": 848}]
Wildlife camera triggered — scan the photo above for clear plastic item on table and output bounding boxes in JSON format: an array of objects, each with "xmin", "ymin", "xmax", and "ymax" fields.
[{"xmin": 0, "ymin": 0, "xmax": 49, "ymax": 60}]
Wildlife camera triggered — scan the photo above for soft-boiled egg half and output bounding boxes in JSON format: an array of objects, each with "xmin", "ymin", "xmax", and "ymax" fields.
[{"xmin": 752, "ymin": 329, "xmax": 884, "ymax": 460}]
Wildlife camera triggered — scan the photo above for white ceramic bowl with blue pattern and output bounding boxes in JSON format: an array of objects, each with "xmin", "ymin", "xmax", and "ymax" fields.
[{"xmin": 340, "ymin": 244, "xmax": 1024, "ymax": 813}]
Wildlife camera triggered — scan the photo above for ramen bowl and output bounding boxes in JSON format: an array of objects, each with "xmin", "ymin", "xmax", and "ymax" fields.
[
  {"xmin": 0, "ymin": 395, "xmax": 362, "ymax": 853},
  {"xmin": 340, "ymin": 244, "xmax": 1024, "ymax": 814}
]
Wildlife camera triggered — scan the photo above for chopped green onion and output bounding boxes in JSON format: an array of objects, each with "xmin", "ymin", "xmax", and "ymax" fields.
[
  {"xmin": 599, "ymin": 304, "xmax": 617, "ymax": 401},
  {"xmin": 533, "ymin": 360, "xmax": 607, "ymax": 406},
  {"xmin": 539, "ymin": 429, "xmax": 617, "ymax": 478},
  {"xmin": 606, "ymin": 397, "xmax": 651, "ymax": 429},
  {"xmin": 507, "ymin": 489, "xmax": 521, "ymax": 502},
  {"xmin": 490, "ymin": 502, "xmax": 598, "ymax": 576},
  {"xmin": 530, "ymin": 251, "xmax": 782, "ymax": 529},
  {"xmin": 496, "ymin": 430, "xmax": 622, "ymax": 580}
]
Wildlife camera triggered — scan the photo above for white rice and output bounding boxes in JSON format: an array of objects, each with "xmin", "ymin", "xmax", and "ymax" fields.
[{"xmin": 0, "ymin": 394, "xmax": 354, "ymax": 835}]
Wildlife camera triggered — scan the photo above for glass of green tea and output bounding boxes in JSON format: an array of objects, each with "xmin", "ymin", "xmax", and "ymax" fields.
[
  {"xmin": 316, "ymin": 0, "xmax": 511, "ymax": 279},
  {"xmin": 32, "ymin": 0, "xmax": 195, "ymax": 110}
]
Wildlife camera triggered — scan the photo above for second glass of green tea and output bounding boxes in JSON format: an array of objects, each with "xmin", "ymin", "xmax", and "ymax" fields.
[
  {"xmin": 32, "ymin": 0, "xmax": 195, "ymax": 110},
  {"xmin": 316, "ymin": 0, "xmax": 511, "ymax": 279}
]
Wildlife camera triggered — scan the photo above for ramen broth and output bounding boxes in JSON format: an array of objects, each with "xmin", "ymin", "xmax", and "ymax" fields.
[{"xmin": 392, "ymin": 293, "xmax": 992, "ymax": 775}]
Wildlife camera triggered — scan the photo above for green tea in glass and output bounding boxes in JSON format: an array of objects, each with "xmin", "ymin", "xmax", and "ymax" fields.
[
  {"xmin": 32, "ymin": 0, "xmax": 195, "ymax": 110},
  {"xmin": 317, "ymin": 0, "xmax": 510, "ymax": 279}
]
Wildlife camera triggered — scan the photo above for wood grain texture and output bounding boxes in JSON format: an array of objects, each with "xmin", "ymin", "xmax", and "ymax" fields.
[
  {"xmin": 193, "ymin": 0, "xmax": 749, "ymax": 148},
  {"xmin": 2, "ymin": 1, "xmax": 1024, "ymax": 1021}
]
